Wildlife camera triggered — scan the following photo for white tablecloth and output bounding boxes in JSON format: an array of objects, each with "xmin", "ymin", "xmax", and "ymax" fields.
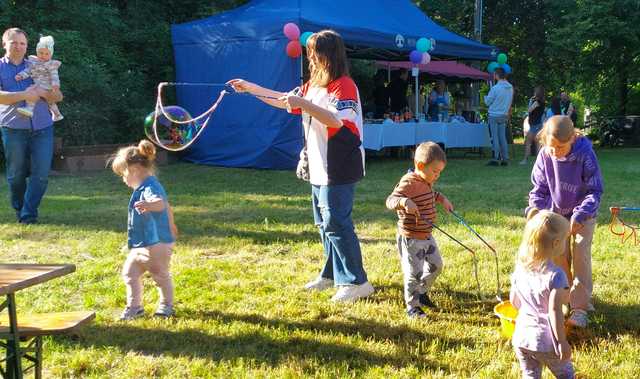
[{"xmin": 363, "ymin": 121, "xmax": 491, "ymax": 150}]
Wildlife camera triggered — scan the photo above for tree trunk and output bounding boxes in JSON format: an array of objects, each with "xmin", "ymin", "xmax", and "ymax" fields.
[{"xmin": 617, "ymin": 51, "xmax": 629, "ymax": 115}]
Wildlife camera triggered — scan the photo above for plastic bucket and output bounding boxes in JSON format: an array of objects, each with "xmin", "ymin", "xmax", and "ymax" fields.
[{"xmin": 494, "ymin": 300, "xmax": 518, "ymax": 338}]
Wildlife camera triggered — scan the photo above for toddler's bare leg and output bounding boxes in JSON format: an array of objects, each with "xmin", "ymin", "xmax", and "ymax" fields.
[{"xmin": 48, "ymin": 101, "xmax": 64, "ymax": 121}]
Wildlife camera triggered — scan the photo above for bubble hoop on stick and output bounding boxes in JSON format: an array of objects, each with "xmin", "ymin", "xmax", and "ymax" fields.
[
  {"xmin": 148, "ymin": 82, "xmax": 228, "ymax": 152},
  {"xmin": 148, "ymin": 82, "xmax": 286, "ymax": 152},
  {"xmin": 609, "ymin": 207, "xmax": 640, "ymax": 245}
]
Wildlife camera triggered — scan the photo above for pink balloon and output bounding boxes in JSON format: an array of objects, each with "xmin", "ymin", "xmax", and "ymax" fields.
[
  {"xmin": 286, "ymin": 40, "xmax": 302, "ymax": 58},
  {"xmin": 421, "ymin": 52, "xmax": 431, "ymax": 65},
  {"xmin": 283, "ymin": 23, "xmax": 300, "ymax": 40}
]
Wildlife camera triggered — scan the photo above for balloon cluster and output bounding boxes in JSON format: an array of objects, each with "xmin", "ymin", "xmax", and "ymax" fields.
[
  {"xmin": 487, "ymin": 53, "xmax": 511, "ymax": 74},
  {"xmin": 283, "ymin": 23, "xmax": 314, "ymax": 58},
  {"xmin": 409, "ymin": 37, "xmax": 435, "ymax": 65}
]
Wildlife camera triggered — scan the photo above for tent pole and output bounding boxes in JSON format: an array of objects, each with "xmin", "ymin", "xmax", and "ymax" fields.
[
  {"xmin": 300, "ymin": 51, "xmax": 304, "ymax": 86},
  {"xmin": 414, "ymin": 68, "xmax": 419, "ymax": 118}
]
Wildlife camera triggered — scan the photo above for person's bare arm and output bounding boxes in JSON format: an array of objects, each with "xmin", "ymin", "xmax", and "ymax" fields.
[
  {"xmin": 39, "ymin": 87, "xmax": 63, "ymax": 103},
  {"xmin": 282, "ymin": 95, "xmax": 342, "ymax": 128},
  {"xmin": 227, "ymin": 79, "xmax": 286, "ymax": 109},
  {"xmin": 0, "ymin": 88, "xmax": 40, "ymax": 105}
]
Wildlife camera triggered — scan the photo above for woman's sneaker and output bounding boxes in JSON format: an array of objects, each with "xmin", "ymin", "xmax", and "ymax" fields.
[
  {"xmin": 119, "ymin": 306, "xmax": 144, "ymax": 321},
  {"xmin": 304, "ymin": 277, "xmax": 334, "ymax": 291},
  {"xmin": 407, "ymin": 306, "xmax": 427, "ymax": 318},
  {"xmin": 331, "ymin": 282, "xmax": 374, "ymax": 302},
  {"xmin": 154, "ymin": 304, "xmax": 175, "ymax": 318},
  {"xmin": 567, "ymin": 309, "xmax": 588, "ymax": 328}
]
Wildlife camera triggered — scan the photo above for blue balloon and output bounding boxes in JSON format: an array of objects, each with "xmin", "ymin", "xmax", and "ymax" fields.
[
  {"xmin": 416, "ymin": 37, "xmax": 431, "ymax": 53},
  {"xmin": 300, "ymin": 31, "xmax": 313, "ymax": 47},
  {"xmin": 487, "ymin": 62, "xmax": 499, "ymax": 73},
  {"xmin": 501, "ymin": 63, "xmax": 512, "ymax": 74},
  {"xmin": 409, "ymin": 50, "xmax": 423, "ymax": 64}
]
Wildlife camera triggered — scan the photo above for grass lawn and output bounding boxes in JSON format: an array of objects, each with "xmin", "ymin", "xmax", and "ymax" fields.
[{"xmin": 1, "ymin": 145, "xmax": 639, "ymax": 378}]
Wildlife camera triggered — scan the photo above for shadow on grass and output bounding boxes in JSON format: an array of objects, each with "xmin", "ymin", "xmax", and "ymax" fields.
[
  {"xmin": 58, "ymin": 310, "xmax": 474, "ymax": 372},
  {"xmin": 373, "ymin": 283, "xmax": 497, "ymax": 323},
  {"xmin": 582, "ymin": 299, "xmax": 640, "ymax": 339}
]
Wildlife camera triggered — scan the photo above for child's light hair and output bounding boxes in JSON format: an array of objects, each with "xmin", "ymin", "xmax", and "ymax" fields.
[
  {"xmin": 414, "ymin": 141, "xmax": 446, "ymax": 165},
  {"xmin": 517, "ymin": 210, "xmax": 570, "ymax": 271},
  {"xmin": 110, "ymin": 140, "xmax": 157, "ymax": 176},
  {"xmin": 36, "ymin": 35, "xmax": 55, "ymax": 55},
  {"xmin": 538, "ymin": 115, "xmax": 581, "ymax": 146}
]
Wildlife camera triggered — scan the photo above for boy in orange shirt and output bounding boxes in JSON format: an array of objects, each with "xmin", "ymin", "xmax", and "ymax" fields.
[{"xmin": 386, "ymin": 142, "xmax": 453, "ymax": 318}]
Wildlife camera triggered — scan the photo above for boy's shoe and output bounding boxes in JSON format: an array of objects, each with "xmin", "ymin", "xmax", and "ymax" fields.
[
  {"xmin": 587, "ymin": 302, "xmax": 596, "ymax": 312},
  {"xmin": 486, "ymin": 160, "xmax": 500, "ymax": 166},
  {"xmin": 519, "ymin": 159, "xmax": 528, "ymax": 165},
  {"xmin": 567, "ymin": 309, "xmax": 588, "ymax": 328},
  {"xmin": 500, "ymin": 160, "xmax": 509, "ymax": 166},
  {"xmin": 119, "ymin": 306, "xmax": 144, "ymax": 321},
  {"xmin": 418, "ymin": 293, "xmax": 437, "ymax": 308},
  {"xmin": 17, "ymin": 107, "xmax": 33, "ymax": 118},
  {"xmin": 407, "ymin": 306, "xmax": 427, "ymax": 318},
  {"xmin": 304, "ymin": 277, "xmax": 334, "ymax": 291},
  {"xmin": 331, "ymin": 282, "xmax": 374, "ymax": 302},
  {"xmin": 154, "ymin": 304, "xmax": 175, "ymax": 318},
  {"xmin": 52, "ymin": 113, "xmax": 64, "ymax": 122}
]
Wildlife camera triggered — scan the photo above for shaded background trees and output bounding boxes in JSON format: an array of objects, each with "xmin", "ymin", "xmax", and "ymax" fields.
[{"xmin": 1, "ymin": 0, "xmax": 637, "ymax": 145}]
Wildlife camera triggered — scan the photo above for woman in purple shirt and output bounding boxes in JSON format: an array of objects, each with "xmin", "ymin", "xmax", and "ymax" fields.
[{"xmin": 526, "ymin": 115, "xmax": 603, "ymax": 329}]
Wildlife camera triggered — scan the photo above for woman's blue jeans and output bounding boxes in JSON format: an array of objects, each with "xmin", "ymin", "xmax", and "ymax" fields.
[
  {"xmin": 311, "ymin": 183, "xmax": 368, "ymax": 285},
  {"xmin": 1, "ymin": 126, "xmax": 53, "ymax": 222}
]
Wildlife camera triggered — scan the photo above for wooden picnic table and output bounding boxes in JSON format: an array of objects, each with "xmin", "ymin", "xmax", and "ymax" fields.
[{"xmin": 0, "ymin": 264, "xmax": 75, "ymax": 379}]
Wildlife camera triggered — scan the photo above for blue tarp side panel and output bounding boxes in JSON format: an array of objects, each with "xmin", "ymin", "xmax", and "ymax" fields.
[
  {"xmin": 171, "ymin": 0, "xmax": 498, "ymax": 169},
  {"xmin": 172, "ymin": 37, "xmax": 303, "ymax": 169}
]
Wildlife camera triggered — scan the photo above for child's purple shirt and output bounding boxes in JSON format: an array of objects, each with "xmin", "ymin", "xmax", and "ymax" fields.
[{"xmin": 510, "ymin": 263, "xmax": 569, "ymax": 353}]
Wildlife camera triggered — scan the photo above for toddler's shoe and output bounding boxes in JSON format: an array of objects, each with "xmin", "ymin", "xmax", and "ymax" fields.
[
  {"xmin": 486, "ymin": 160, "xmax": 500, "ymax": 166},
  {"xmin": 154, "ymin": 304, "xmax": 175, "ymax": 318},
  {"xmin": 331, "ymin": 282, "xmax": 374, "ymax": 302},
  {"xmin": 119, "ymin": 306, "xmax": 144, "ymax": 321},
  {"xmin": 17, "ymin": 107, "xmax": 33, "ymax": 118},
  {"xmin": 407, "ymin": 306, "xmax": 427, "ymax": 318},
  {"xmin": 500, "ymin": 160, "xmax": 509, "ymax": 166},
  {"xmin": 418, "ymin": 293, "xmax": 437, "ymax": 308},
  {"xmin": 304, "ymin": 276, "xmax": 334, "ymax": 291},
  {"xmin": 567, "ymin": 309, "xmax": 588, "ymax": 328},
  {"xmin": 52, "ymin": 113, "xmax": 64, "ymax": 122},
  {"xmin": 519, "ymin": 159, "xmax": 528, "ymax": 165}
]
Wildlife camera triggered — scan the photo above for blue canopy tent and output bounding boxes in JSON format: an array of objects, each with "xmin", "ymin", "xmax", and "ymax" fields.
[{"xmin": 171, "ymin": 0, "xmax": 497, "ymax": 169}]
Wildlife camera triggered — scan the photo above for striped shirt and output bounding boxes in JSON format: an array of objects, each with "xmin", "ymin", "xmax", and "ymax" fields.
[{"xmin": 386, "ymin": 171, "xmax": 442, "ymax": 239}]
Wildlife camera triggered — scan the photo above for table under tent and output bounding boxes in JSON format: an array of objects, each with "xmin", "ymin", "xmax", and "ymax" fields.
[{"xmin": 171, "ymin": 0, "xmax": 498, "ymax": 169}]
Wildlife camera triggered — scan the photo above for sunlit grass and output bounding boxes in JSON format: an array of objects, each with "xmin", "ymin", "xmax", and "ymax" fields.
[{"xmin": 1, "ymin": 146, "xmax": 638, "ymax": 378}]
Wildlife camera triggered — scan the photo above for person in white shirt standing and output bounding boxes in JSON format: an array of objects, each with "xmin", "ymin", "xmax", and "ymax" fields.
[
  {"xmin": 484, "ymin": 67, "xmax": 514, "ymax": 166},
  {"xmin": 228, "ymin": 30, "xmax": 374, "ymax": 303}
]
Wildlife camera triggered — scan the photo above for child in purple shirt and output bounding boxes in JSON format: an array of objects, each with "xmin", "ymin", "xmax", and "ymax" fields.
[
  {"xmin": 526, "ymin": 115, "xmax": 603, "ymax": 328},
  {"xmin": 511, "ymin": 210, "xmax": 574, "ymax": 379}
]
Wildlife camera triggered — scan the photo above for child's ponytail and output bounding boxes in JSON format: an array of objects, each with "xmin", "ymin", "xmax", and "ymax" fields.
[
  {"xmin": 110, "ymin": 140, "xmax": 157, "ymax": 176},
  {"xmin": 138, "ymin": 140, "xmax": 157, "ymax": 162}
]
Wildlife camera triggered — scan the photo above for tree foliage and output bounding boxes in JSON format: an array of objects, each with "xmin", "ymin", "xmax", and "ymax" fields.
[
  {"xmin": 0, "ymin": 0, "xmax": 637, "ymax": 146},
  {"xmin": 417, "ymin": 0, "xmax": 640, "ymax": 123}
]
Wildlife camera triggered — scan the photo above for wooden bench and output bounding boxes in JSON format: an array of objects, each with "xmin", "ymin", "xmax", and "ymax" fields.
[{"xmin": 0, "ymin": 311, "xmax": 95, "ymax": 379}]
